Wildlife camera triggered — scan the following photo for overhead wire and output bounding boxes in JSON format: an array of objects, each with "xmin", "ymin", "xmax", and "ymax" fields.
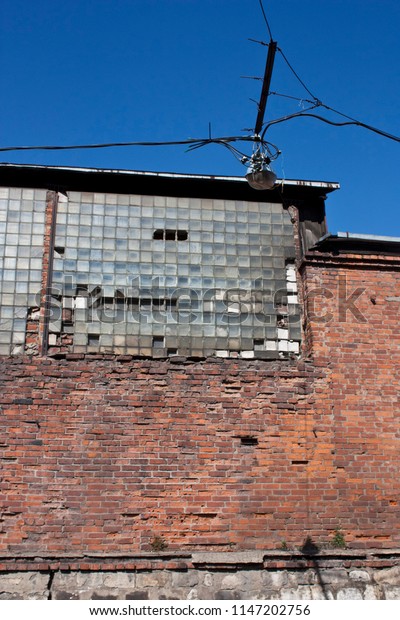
[
  {"xmin": 269, "ymin": 91, "xmax": 316, "ymax": 106},
  {"xmin": 258, "ymin": 0, "xmax": 274, "ymax": 41},
  {"xmin": 267, "ymin": 83, "xmax": 400, "ymax": 143},
  {"xmin": 0, "ymin": 1, "xmax": 398, "ymax": 160},
  {"xmin": 263, "ymin": 111, "xmax": 400, "ymax": 143},
  {"xmin": 0, "ymin": 133, "xmax": 282, "ymax": 162},
  {"xmin": 270, "ymin": 43, "xmax": 400, "ymax": 143},
  {"xmin": 257, "ymin": 3, "xmax": 400, "ymax": 145},
  {"xmin": 0, "ymin": 138, "xmax": 213, "ymax": 153},
  {"xmin": 0, "ymin": 135, "xmax": 256, "ymax": 154},
  {"xmin": 277, "ymin": 47, "xmax": 320, "ymax": 103},
  {"xmin": 261, "ymin": 104, "xmax": 322, "ymax": 139}
]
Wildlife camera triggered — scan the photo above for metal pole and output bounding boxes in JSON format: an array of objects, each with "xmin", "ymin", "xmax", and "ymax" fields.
[{"xmin": 254, "ymin": 41, "xmax": 277, "ymax": 136}]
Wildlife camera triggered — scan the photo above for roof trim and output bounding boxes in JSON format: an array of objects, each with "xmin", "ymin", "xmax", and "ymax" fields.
[
  {"xmin": 337, "ymin": 231, "xmax": 400, "ymax": 243},
  {"xmin": 311, "ymin": 232, "xmax": 400, "ymax": 256},
  {"xmin": 0, "ymin": 163, "xmax": 340, "ymax": 192}
]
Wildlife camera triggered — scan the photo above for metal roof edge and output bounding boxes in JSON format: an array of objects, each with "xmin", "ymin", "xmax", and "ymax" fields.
[
  {"xmin": 0, "ymin": 162, "xmax": 340, "ymax": 192},
  {"xmin": 337, "ymin": 231, "xmax": 400, "ymax": 243}
]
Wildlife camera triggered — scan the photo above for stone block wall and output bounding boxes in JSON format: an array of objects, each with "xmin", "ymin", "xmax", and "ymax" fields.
[{"xmin": 0, "ymin": 553, "xmax": 399, "ymax": 600}]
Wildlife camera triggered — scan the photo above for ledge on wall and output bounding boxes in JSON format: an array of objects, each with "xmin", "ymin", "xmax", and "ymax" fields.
[{"xmin": 1, "ymin": 549, "xmax": 399, "ymax": 572}]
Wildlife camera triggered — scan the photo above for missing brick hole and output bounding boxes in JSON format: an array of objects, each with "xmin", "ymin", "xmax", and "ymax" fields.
[
  {"xmin": 121, "ymin": 513, "xmax": 140, "ymax": 518},
  {"xmin": 240, "ymin": 436, "xmax": 258, "ymax": 446},
  {"xmin": 190, "ymin": 513, "xmax": 218, "ymax": 518},
  {"xmin": 291, "ymin": 460, "xmax": 309, "ymax": 465}
]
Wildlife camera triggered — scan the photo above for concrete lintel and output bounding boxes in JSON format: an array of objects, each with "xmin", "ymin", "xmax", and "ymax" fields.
[{"xmin": 192, "ymin": 551, "xmax": 265, "ymax": 565}]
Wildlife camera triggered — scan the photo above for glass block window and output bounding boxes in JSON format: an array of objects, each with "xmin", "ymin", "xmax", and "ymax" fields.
[
  {"xmin": 0, "ymin": 187, "xmax": 46, "ymax": 355},
  {"xmin": 48, "ymin": 191, "xmax": 301, "ymax": 358}
]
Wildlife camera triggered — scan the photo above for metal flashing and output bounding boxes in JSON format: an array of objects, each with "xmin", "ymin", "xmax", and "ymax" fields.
[{"xmin": 0, "ymin": 162, "xmax": 340, "ymax": 192}]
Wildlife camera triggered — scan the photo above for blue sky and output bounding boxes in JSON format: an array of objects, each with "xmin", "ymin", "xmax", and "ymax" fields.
[{"xmin": 1, "ymin": 0, "xmax": 399, "ymax": 236}]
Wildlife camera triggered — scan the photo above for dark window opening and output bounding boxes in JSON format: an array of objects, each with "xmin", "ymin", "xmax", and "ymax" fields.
[
  {"xmin": 62, "ymin": 308, "xmax": 74, "ymax": 325},
  {"xmin": 76, "ymin": 284, "xmax": 88, "ymax": 297},
  {"xmin": 88, "ymin": 334, "xmax": 100, "ymax": 346},
  {"xmin": 129, "ymin": 298, "xmax": 139, "ymax": 311},
  {"xmin": 277, "ymin": 314, "xmax": 288, "ymax": 329},
  {"xmin": 152, "ymin": 336, "xmax": 165, "ymax": 348},
  {"xmin": 54, "ymin": 246, "xmax": 65, "ymax": 256},
  {"xmin": 153, "ymin": 229, "xmax": 188, "ymax": 241},
  {"xmin": 101, "ymin": 297, "xmax": 114, "ymax": 306},
  {"xmin": 151, "ymin": 298, "xmax": 177, "ymax": 311}
]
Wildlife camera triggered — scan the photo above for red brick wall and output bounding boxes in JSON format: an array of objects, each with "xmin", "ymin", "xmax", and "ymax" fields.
[
  {"xmin": 0, "ymin": 252, "xmax": 399, "ymax": 556},
  {"xmin": 301, "ymin": 251, "xmax": 400, "ymax": 549}
]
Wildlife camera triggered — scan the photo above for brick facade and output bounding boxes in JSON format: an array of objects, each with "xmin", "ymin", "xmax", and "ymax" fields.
[
  {"xmin": 0, "ymin": 166, "xmax": 399, "ymax": 598},
  {"xmin": 1, "ymin": 250, "xmax": 399, "ymax": 556}
]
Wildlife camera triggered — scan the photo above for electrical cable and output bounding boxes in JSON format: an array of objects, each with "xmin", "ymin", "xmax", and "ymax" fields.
[
  {"xmin": 1, "ymin": 0, "xmax": 398, "ymax": 162},
  {"xmin": 320, "ymin": 103, "xmax": 364, "ymax": 123},
  {"xmin": 319, "ymin": 103, "xmax": 400, "ymax": 142},
  {"xmin": 258, "ymin": 0, "xmax": 274, "ymax": 42},
  {"xmin": 0, "ymin": 135, "xmax": 256, "ymax": 154},
  {"xmin": 269, "ymin": 91, "xmax": 316, "ymax": 106},
  {"xmin": 277, "ymin": 47, "xmax": 319, "ymax": 103},
  {"xmin": 262, "ymin": 111, "xmax": 400, "ymax": 143},
  {"xmin": 260, "ymin": 105, "xmax": 321, "ymax": 139},
  {"xmin": 0, "ymin": 138, "xmax": 209, "ymax": 152},
  {"xmin": 268, "ymin": 78, "xmax": 400, "ymax": 143},
  {"xmin": 0, "ymin": 133, "xmax": 283, "ymax": 161}
]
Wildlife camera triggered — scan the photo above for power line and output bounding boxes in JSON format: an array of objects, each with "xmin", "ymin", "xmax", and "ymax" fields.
[
  {"xmin": 268, "ymin": 51, "xmax": 400, "ymax": 143},
  {"xmin": 267, "ymin": 90, "xmax": 400, "ymax": 144},
  {"xmin": 0, "ymin": 135, "xmax": 256, "ymax": 154},
  {"xmin": 262, "ymin": 111, "xmax": 400, "ymax": 143},
  {"xmin": 269, "ymin": 91, "xmax": 316, "ymax": 105},
  {"xmin": 1, "ymin": 0, "xmax": 398, "ymax": 160},
  {"xmin": 261, "ymin": 106, "xmax": 321, "ymax": 139},
  {"xmin": 1, "ymin": 104, "xmax": 398, "ymax": 158},
  {"xmin": 265, "ymin": 0, "xmax": 398, "ymax": 151},
  {"xmin": 277, "ymin": 47, "xmax": 319, "ymax": 103},
  {"xmin": 258, "ymin": 0, "xmax": 273, "ymax": 41}
]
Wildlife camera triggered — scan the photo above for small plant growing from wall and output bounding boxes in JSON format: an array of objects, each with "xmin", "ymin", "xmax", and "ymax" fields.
[
  {"xmin": 150, "ymin": 535, "xmax": 168, "ymax": 551},
  {"xmin": 332, "ymin": 529, "xmax": 346, "ymax": 549}
]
